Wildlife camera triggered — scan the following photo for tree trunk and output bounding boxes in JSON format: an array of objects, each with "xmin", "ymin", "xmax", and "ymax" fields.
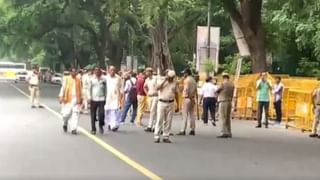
[
  {"xmin": 223, "ymin": 0, "xmax": 267, "ymax": 73},
  {"xmin": 149, "ymin": 12, "xmax": 173, "ymax": 74}
]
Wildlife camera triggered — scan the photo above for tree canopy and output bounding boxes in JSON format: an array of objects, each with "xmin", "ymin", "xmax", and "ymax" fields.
[{"xmin": 0, "ymin": 0, "xmax": 319, "ymax": 76}]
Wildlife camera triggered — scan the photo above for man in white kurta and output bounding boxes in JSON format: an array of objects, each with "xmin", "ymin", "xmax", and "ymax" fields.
[{"xmin": 105, "ymin": 66, "xmax": 122, "ymax": 131}]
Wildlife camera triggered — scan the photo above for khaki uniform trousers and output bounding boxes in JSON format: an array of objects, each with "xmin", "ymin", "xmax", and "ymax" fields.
[
  {"xmin": 181, "ymin": 98, "xmax": 196, "ymax": 132},
  {"xmin": 154, "ymin": 101, "xmax": 174, "ymax": 140},
  {"xmin": 147, "ymin": 96, "xmax": 158, "ymax": 129},
  {"xmin": 29, "ymin": 86, "xmax": 40, "ymax": 107},
  {"xmin": 136, "ymin": 95, "xmax": 147, "ymax": 125},
  {"xmin": 219, "ymin": 101, "xmax": 232, "ymax": 135},
  {"xmin": 312, "ymin": 105, "xmax": 320, "ymax": 134}
]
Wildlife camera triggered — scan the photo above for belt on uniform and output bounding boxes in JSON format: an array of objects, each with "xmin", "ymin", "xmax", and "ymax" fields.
[
  {"xmin": 184, "ymin": 97, "xmax": 194, "ymax": 99},
  {"xmin": 148, "ymin": 94, "xmax": 158, "ymax": 97},
  {"xmin": 30, "ymin": 84, "xmax": 38, "ymax": 87},
  {"xmin": 159, "ymin": 99, "xmax": 174, "ymax": 103}
]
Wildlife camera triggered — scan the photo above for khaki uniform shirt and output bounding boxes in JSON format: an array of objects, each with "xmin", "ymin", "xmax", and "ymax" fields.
[
  {"xmin": 313, "ymin": 88, "xmax": 320, "ymax": 105},
  {"xmin": 183, "ymin": 76, "xmax": 197, "ymax": 98},
  {"xmin": 217, "ymin": 81, "xmax": 235, "ymax": 102},
  {"xmin": 158, "ymin": 79, "xmax": 179, "ymax": 101},
  {"xmin": 144, "ymin": 76, "xmax": 158, "ymax": 96}
]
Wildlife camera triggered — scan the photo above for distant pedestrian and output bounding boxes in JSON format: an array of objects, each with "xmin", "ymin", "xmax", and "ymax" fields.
[
  {"xmin": 135, "ymin": 69, "xmax": 147, "ymax": 127},
  {"xmin": 59, "ymin": 68, "xmax": 82, "ymax": 135},
  {"xmin": 273, "ymin": 76, "xmax": 284, "ymax": 126},
  {"xmin": 177, "ymin": 68, "xmax": 197, "ymax": 136},
  {"xmin": 200, "ymin": 76, "xmax": 218, "ymax": 126},
  {"xmin": 27, "ymin": 68, "xmax": 41, "ymax": 108},
  {"xmin": 256, "ymin": 73, "xmax": 272, "ymax": 128},
  {"xmin": 216, "ymin": 73, "xmax": 234, "ymax": 138},
  {"xmin": 120, "ymin": 72, "xmax": 138, "ymax": 125},
  {"xmin": 81, "ymin": 69, "xmax": 91, "ymax": 114},
  {"xmin": 309, "ymin": 87, "xmax": 320, "ymax": 138},
  {"xmin": 105, "ymin": 66, "xmax": 122, "ymax": 131},
  {"xmin": 144, "ymin": 68, "xmax": 158, "ymax": 132},
  {"xmin": 88, "ymin": 68, "xmax": 106, "ymax": 135},
  {"xmin": 154, "ymin": 70, "xmax": 179, "ymax": 143}
]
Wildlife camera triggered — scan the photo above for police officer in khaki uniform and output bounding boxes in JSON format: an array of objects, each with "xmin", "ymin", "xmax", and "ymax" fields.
[
  {"xmin": 177, "ymin": 68, "xmax": 197, "ymax": 136},
  {"xmin": 28, "ymin": 68, "xmax": 40, "ymax": 108},
  {"xmin": 309, "ymin": 87, "xmax": 320, "ymax": 138},
  {"xmin": 154, "ymin": 70, "xmax": 179, "ymax": 143},
  {"xmin": 216, "ymin": 73, "xmax": 235, "ymax": 138}
]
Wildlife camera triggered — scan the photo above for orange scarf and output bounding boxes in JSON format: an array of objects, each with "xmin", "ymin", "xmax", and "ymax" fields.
[{"xmin": 63, "ymin": 76, "xmax": 82, "ymax": 104}]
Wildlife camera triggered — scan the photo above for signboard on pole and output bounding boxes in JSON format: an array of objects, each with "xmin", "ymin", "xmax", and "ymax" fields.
[
  {"xmin": 196, "ymin": 26, "xmax": 220, "ymax": 73},
  {"xmin": 126, "ymin": 56, "xmax": 138, "ymax": 71},
  {"xmin": 230, "ymin": 18, "xmax": 250, "ymax": 57}
]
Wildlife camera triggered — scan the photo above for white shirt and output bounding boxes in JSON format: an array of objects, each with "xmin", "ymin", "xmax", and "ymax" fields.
[
  {"xmin": 273, "ymin": 82, "xmax": 284, "ymax": 102},
  {"xmin": 123, "ymin": 79, "xmax": 134, "ymax": 100},
  {"xmin": 28, "ymin": 73, "xmax": 39, "ymax": 85},
  {"xmin": 201, "ymin": 82, "xmax": 218, "ymax": 98},
  {"xmin": 105, "ymin": 74, "xmax": 121, "ymax": 110}
]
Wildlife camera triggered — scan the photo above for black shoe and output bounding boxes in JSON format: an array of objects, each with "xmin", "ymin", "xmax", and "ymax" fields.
[
  {"xmin": 91, "ymin": 131, "xmax": 96, "ymax": 135},
  {"xmin": 152, "ymin": 128, "xmax": 155, "ymax": 133},
  {"xmin": 163, "ymin": 139, "xmax": 172, "ymax": 143},
  {"xmin": 255, "ymin": 125, "xmax": 262, "ymax": 128},
  {"xmin": 176, "ymin": 131, "xmax": 186, "ymax": 136},
  {"xmin": 211, "ymin": 121, "xmax": 216, "ymax": 127},
  {"xmin": 154, "ymin": 138, "xmax": 160, "ymax": 143},
  {"xmin": 71, "ymin": 130, "xmax": 77, "ymax": 135},
  {"xmin": 189, "ymin": 130, "xmax": 195, "ymax": 136},
  {"xmin": 31, "ymin": 105, "xmax": 36, "ymax": 108},
  {"xmin": 265, "ymin": 125, "xmax": 269, "ymax": 129},
  {"xmin": 144, "ymin": 127, "xmax": 152, "ymax": 132},
  {"xmin": 99, "ymin": 126, "xmax": 104, "ymax": 134},
  {"xmin": 169, "ymin": 133, "xmax": 174, "ymax": 136},
  {"xmin": 309, "ymin": 134, "xmax": 318, "ymax": 138},
  {"xmin": 38, "ymin": 105, "xmax": 44, "ymax": 108},
  {"xmin": 63, "ymin": 125, "xmax": 67, "ymax": 133},
  {"xmin": 217, "ymin": 134, "xmax": 231, "ymax": 138},
  {"xmin": 108, "ymin": 125, "xmax": 111, "ymax": 131}
]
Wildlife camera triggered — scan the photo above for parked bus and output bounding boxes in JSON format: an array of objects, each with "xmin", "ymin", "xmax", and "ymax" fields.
[{"xmin": 0, "ymin": 61, "xmax": 27, "ymax": 82}]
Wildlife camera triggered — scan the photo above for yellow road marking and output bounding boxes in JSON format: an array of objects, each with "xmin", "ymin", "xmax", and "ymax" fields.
[{"xmin": 11, "ymin": 84, "xmax": 163, "ymax": 180}]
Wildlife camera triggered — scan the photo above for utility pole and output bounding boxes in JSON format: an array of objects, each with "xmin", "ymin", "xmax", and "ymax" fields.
[{"xmin": 207, "ymin": 0, "xmax": 211, "ymax": 60}]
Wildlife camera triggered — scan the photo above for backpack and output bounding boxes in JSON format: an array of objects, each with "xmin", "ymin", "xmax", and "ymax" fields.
[{"xmin": 128, "ymin": 80, "xmax": 137, "ymax": 103}]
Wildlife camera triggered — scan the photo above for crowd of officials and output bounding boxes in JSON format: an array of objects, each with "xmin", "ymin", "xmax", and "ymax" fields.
[{"xmin": 27, "ymin": 66, "xmax": 320, "ymax": 142}]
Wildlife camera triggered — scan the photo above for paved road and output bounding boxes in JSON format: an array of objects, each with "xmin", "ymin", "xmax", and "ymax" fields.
[{"xmin": 1, "ymin": 82, "xmax": 320, "ymax": 180}]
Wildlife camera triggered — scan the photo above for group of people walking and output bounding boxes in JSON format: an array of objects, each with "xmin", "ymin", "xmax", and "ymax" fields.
[
  {"xmin": 55, "ymin": 66, "xmax": 235, "ymax": 143},
  {"xmin": 27, "ymin": 65, "xmax": 320, "ymax": 142}
]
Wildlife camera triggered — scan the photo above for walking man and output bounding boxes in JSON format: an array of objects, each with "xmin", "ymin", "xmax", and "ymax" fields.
[
  {"xmin": 135, "ymin": 69, "xmax": 147, "ymax": 127},
  {"xmin": 177, "ymin": 68, "xmax": 197, "ymax": 136},
  {"xmin": 88, "ymin": 68, "xmax": 106, "ymax": 135},
  {"xmin": 256, "ymin": 73, "xmax": 272, "ymax": 128},
  {"xmin": 200, "ymin": 76, "xmax": 218, "ymax": 126},
  {"xmin": 273, "ymin": 76, "xmax": 284, "ymax": 126},
  {"xmin": 144, "ymin": 68, "xmax": 158, "ymax": 132},
  {"xmin": 28, "ymin": 68, "xmax": 41, "ymax": 108},
  {"xmin": 59, "ymin": 68, "xmax": 82, "ymax": 135},
  {"xmin": 120, "ymin": 72, "xmax": 138, "ymax": 125},
  {"xmin": 154, "ymin": 70, "xmax": 179, "ymax": 143},
  {"xmin": 309, "ymin": 87, "xmax": 320, "ymax": 138},
  {"xmin": 105, "ymin": 66, "xmax": 122, "ymax": 131},
  {"xmin": 216, "ymin": 73, "xmax": 234, "ymax": 138}
]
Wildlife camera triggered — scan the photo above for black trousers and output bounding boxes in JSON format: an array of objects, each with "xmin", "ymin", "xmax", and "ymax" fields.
[
  {"xmin": 274, "ymin": 100, "xmax": 282, "ymax": 123},
  {"xmin": 257, "ymin": 101, "xmax": 269, "ymax": 126},
  {"xmin": 90, "ymin": 101, "xmax": 105, "ymax": 131},
  {"xmin": 202, "ymin": 97, "xmax": 217, "ymax": 124}
]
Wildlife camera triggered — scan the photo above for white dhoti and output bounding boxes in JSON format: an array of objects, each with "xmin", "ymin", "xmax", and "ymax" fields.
[
  {"xmin": 61, "ymin": 101, "xmax": 80, "ymax": 131},
  {"xmin": 105, "ymin": 109, "xmax": 121, "ymax": 131}
]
